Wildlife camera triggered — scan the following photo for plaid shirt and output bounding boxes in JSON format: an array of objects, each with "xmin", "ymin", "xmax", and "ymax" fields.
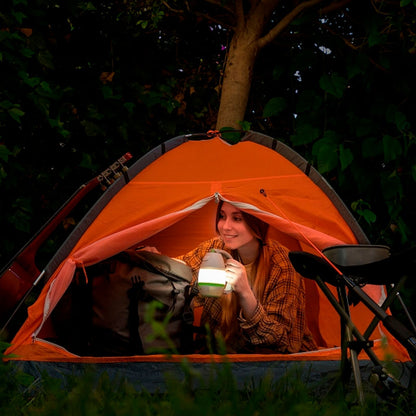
[{"xmin": 179, "ymin": 237, "xmax": 317, "ymax": 353}]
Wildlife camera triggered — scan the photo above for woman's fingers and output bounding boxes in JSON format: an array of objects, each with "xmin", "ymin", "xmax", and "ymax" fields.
[
  {"xmin": 135, "ymin": 245, "xmax": 160, "ymax": 254},
  {"xmin": 225, "ymin": 260, "xmax": 239, "ymax": 271},
  {"xmin": 225, "ymin": 261, "xmax": 244, "ymax": 287}
]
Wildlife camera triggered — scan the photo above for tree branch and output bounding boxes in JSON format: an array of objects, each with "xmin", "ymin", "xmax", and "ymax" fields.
[
  {"xmin": 257, "ymin": 0, "xmax": 328, "ymax": 49},
  {"xmin": 320, "ymin": 0, "xmax": 352, "ymax": 15},
  {"xmin": 322, "ymin": 23, "xmax": 363, "ymax": 50},
  {"xmin": 161, "ymin": 1, "xmax": 185, "ymax": 14}
]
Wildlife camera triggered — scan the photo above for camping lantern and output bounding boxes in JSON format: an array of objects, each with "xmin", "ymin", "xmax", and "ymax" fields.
[{"xmin": 197, "ymin": 249, "xmax": 232, "ymax": 297}]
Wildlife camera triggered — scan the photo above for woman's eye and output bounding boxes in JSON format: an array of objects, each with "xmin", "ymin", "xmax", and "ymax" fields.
[{"xmin": 233, "ymin": 216, "xmax": 242, "ymax": 222}]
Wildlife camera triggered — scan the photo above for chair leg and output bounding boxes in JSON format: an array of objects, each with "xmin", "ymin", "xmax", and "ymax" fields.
[
  {"xmin": 315, "ymin": 276, "xmax": 409, "ymax": 403},
  {"xmin": 364, "ymin": 276, "xmax": 409, "ymax": 339},
  {"xmin": 314, "ymin": 277, "xmax": 368, "ymax": 403},
  {"xmin": 338, "ymin": 285, "xmax": 365, "ymax": 404},
  {"xmin": 350, "ymin": 342, "xmax": 365, "ymax": 403}
]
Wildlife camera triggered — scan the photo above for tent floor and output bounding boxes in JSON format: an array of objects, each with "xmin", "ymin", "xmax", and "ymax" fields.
[{"xmin": 11, "ymin": 359, "xmax": 414, "ymax": 398}]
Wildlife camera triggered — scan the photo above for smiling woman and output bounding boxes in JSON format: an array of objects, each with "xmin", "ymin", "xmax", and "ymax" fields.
[
  {"xmin": 178, "ymin": 199, "xmax": 317, "ymax": 354},
  {"xmin": 216, "ymin": 202, "xmax": 261, "ymax": 255}
]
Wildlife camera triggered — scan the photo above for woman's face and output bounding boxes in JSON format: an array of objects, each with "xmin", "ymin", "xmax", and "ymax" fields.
[{"xmin": 217, "ymin": 202, "xmax": 256, "ymax": 250}]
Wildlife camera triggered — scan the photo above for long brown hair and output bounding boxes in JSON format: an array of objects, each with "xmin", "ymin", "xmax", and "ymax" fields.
[{"xmin": 215, "ymin": 200, "xmax": 270, "ymax": 342}]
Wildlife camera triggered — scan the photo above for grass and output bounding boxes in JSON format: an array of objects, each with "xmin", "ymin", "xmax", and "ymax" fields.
[{"xmin": 1, "ymin": 340, "xmax": 415, "ymax": 416}]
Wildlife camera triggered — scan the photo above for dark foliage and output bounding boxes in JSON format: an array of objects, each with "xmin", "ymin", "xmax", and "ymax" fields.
[{"xmin": 0, "ymin": 0, "xmax": 415, "ymax": 316}]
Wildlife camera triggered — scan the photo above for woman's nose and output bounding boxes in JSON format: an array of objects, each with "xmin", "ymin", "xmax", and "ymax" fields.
[{"xmin": 222, "ymin": 218, "xmax": 232, "ymax": 229}]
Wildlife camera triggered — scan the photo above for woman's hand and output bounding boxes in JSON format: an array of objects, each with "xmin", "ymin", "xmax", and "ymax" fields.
[
  {"xmin": 135, "ymin": 245, "xmax": 161, "ymax": 254},
  {"xmin": 225, "ymin": 259, "xmax": 250, "ymax": 294},
  {"xmin": 225, "ymin": 259, "xmax": 258, "ymax": 319}
]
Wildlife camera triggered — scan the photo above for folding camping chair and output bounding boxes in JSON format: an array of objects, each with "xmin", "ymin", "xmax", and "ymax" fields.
[{"xmin": 289, "ymin": 245, "xmax": 416, "ymax": 404}]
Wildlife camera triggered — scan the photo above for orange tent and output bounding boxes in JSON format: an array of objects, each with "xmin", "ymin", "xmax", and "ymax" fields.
[{"xmin": 4, "ymin": 131, "xmax": 411, "ymax": 391}]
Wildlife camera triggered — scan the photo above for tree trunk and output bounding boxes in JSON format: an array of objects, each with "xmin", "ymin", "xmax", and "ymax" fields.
[
  {"xmin": 215, "ymin": 0, "xmax": 331, "ymax": 131},
  {"xmin": 215, "ymin": 29, "xmax": 259, "ymax": 130}
]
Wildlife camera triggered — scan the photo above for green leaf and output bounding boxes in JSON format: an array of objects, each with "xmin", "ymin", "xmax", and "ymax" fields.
[
  {"xmin": 312, "ymin": 134, "xmax": 339, "ymax": 173},
  {"xmin": 102, "ymin": 85, "xmax": 121, "ymax": 100},
  {"xmin": 346, "ymin": 54, "xmax": 369, "ymax": 79},
  {"xmin": 220, "ymin": 128, "xmax": 244, "ymax": 144},
  {"xmin": 79, "ymin": 153, "xmax": 95, "ymax": 170},
  {"xmin": 49, "ymin": 118, "xmax": 70, "ymax": 138},
  {"xmin": 79, "ymin": 2, "xmax": 97, "ymax": 11},
  {"xmin": 137, "ymin": 20, "xmax": 149, "ymax": 29},
  {"xmin": 18, "ymin": 71, "xmax": 41, "ymax": 88},
  {"xmin": 263, "ymin": 97, "xmax": 287, "ymax": 118},
  {"xmin": 0, "ymin": 145, "xmax": 12, "ymax": 162},
  {"xmin": 351, "ymin": 199, "xmax": 370, "ymax": 212},
  {"xmin": 296, "ymin": 90, "xmax": 322, "ymax": 113},
  {"xmin": 357, "ymin": 208, "xmax": 377, "ymax": 224},
  {"xmin": 0, "ymin": 340, "xmax": 11, "ymax": 354},
  {"xmin": 12, "ymin": 11, "xmax": 26, "ymax": 24},
  {"xmin": 290, "ymin": 124, "xmax": 320, "ymax": 146},
  {"xmin": 386, "ymin": 106, "xmax": 410, "ymax": 131},
  {"xmin": 0, "ymin": 144, "xmax": 12, "ymax": 162},
  {"xmin": 81, "ymin": 120, "xmax": 105, "ymax": 137},
  {"xmin": 351, "ymin": 199, "xmax": 377, "ymax": 224},
  {"xmin": 395, "ymin": 217, "xmax": 411, "ymax": 244},
  {"xmin": 411, "ymin": 165, "xmax": 416, "ymax": 182},
  {"xmin": 38, "ymin": 49, "xmax": 55, "ymax": 69},
  {"xmin": 272, "ymin": 65, "xmax": 284, "ymax": 81},
  {"xmin": 238, "ymin": 120, "xmax": 251, "ymax": 131},
  {"xmin": 14, "ymin": 371, "xmax": 35, "ymax": 387},
  {"xmin": 321, "ymin": 130, "xmax": 338, "ymax": 142},
  {"xmin": 394, "ymin": 111, "xmax": 410, "ymax": 131},
  {"xmin": 400, "ymin": 0, "xmax": 412, "ymax": 6},
  {"xmin": 166, "ymin": 99, "xmax": 179, "ymax": 114},
  {"xmin": 10, "ymin": 197, "xmax": 32, "ymax": 233},
  {"xmin": 20, "ymin": 47, "xmax": 35, "ymax": 58},
  {"xmin": 381, "ymin": 172, "xmax": 402, "ymax": 202},
  {"xmin": 368, "ymin": 23, "xmax": 386, "ymax": 47},
  {"xmin": 123, "ymin": 102, "xmax": 135, "ymax": 114},
  {"xmin": 319, "ymin": 73, "xmax": 347, "ymax": 98},
  {"xmin": 362, "ymin": 137, "xmax": 383, "ymax": 158},
  {"xmin": 354, "ymin": 118, "xmax": 376, "ymax": 137},
  {"xmin": 382, "ymin": 135, "xmax": 402, "ymax": 162},
  {"xmin": 86, "ymin": 104, "xmax": 104, "ymax": 120},
  {"xmin": 339, "ymin": 144, "xmax": 354, "ymax": 171},
  {"xmin": 8, "ymin": 107, "xmax": 25, "ymax": 122},
  {"xmin": 0, "ymin": 100, "xmax": 13, "ymax": 110},
  {"xmin": 0, "ymin": 166, "xmax": 7, "ymax": 183},
  {"xmin": 37, "ymin": 81, "xmax": 59, "ymax": 99}
]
